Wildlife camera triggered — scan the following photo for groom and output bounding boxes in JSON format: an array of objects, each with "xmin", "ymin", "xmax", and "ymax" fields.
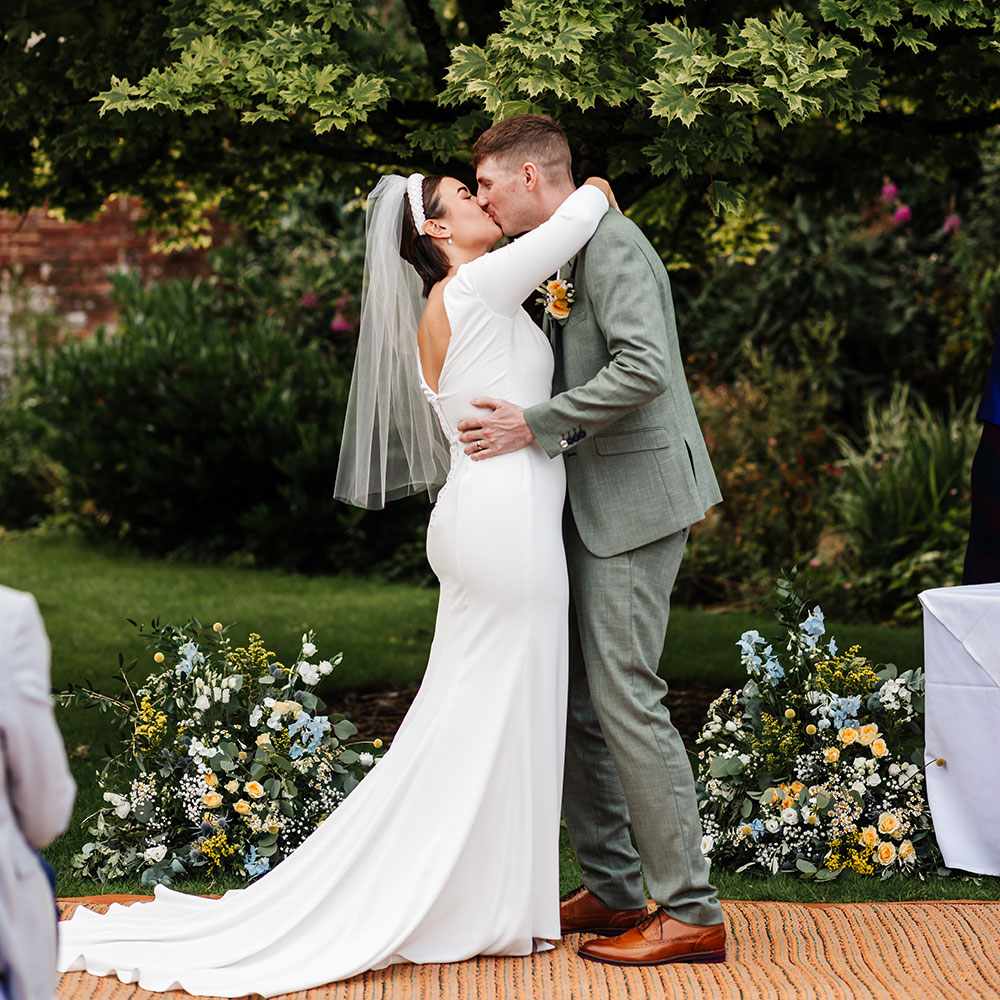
[{"xmin": 456, "ymin": 114, "xmax": 726, "ymax": 966}]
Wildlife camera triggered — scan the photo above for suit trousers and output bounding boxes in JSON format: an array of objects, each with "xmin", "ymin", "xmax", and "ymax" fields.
[{"xmin": 561, "ymin": 513, "xmax": 722, "ymax": 926}]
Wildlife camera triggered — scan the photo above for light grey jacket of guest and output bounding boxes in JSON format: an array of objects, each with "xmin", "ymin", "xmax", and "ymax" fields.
[
  {"xmin": 524, "ymin": 209, "xmax": 721, "ymax": 558},
  {"xmin": 0, "ymin": 586, "xmax": 76, "ymax": 1000}
]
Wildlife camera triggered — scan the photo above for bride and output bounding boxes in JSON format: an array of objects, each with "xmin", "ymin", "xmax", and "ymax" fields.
[{"xmin": 57, "ymin": 170, "xmax": 612, "ymax": 996}]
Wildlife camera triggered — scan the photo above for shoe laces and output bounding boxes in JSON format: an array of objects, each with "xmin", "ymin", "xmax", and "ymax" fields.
[{"xmin": 637, "ymin": 906, "xmax": 666, "ymax": 933}]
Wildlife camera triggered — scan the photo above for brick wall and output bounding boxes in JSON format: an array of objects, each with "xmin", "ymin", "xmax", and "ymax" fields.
[{"xmin": 0, "ymin": 196, "xmax": 227, "ymax": 378}]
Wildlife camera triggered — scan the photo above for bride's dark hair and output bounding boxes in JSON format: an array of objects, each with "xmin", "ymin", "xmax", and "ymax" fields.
[{"xmin": 399, "ymin": 175, "xmax": 449, "ymax": 297}]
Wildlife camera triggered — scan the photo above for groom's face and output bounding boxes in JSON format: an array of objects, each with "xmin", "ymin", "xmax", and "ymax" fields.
[{"xmin": 475, "ymin": 156, "xmax": 536, "ymax": 237}]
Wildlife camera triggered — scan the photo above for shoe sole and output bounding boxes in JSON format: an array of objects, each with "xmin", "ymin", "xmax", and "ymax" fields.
[
  {"xmin": 578, "ymin": 947, "xmax": 727, "ymax": 967},
  {"xmin": 561, "ymin": 926, "xmax": 640, "ymax": 937}
]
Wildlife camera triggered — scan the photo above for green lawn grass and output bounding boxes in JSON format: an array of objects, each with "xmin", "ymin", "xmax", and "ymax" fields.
[{"xmin": 6, "ymin": 530, "xmax": 989, "ymax": 904}]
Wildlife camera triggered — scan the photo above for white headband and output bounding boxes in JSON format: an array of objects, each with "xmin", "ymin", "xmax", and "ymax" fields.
[{"xmin": 406, "ymin": 173, "xmax": 426, "ymax": 233}]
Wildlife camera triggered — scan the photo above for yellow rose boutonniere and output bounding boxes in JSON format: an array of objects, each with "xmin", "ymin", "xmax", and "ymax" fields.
[{"xmin": 536, "ymin": 278, "xmax": 574, "ymax": 321}]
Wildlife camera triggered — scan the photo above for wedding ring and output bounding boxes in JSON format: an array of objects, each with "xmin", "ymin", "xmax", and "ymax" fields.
[{"xmin": 478, "ymin": 440, "xmax": 485, "ymax": 451}]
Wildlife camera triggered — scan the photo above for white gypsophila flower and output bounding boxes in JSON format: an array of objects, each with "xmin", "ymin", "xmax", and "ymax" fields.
[
  {"xmin": 318, "ymin": 660, "xmax": 333, "ymax": 675},
  {"xmin": 143, "ymin": 845, "xmax": 167, "ymax": 863},
  {"xmin": 249, "ymin": 706, "xmax": 263, "ymax": 727},
  {"xmin": 358, "ymin": 752, "xmax": 374, "ymax": 767},
  {"xmin": 765, "ymin": 818, "xmax": 781, "ymax": 833},
  {"xmin": 194, "ymin": 694, "xmax": 210, "ymax": 711},
  {"xmin": 301, "ymin": 642, "xmax": 317, "ymax": 657},
  {"xmin": 780, "ymin": 808, "xmax": 799, "ymax": 825},
  {"xmin": 738, "ymin": 754, "xmax": 751, "ymax": 765},
  {"xmin": 700, "ymin": 835, "xmax": 714, "ymax": 855}
]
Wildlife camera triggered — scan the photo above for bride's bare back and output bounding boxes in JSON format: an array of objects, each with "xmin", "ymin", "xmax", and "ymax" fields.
[{"xmin": 417, "ymin": 277, "xmax": 454, "ymax": 393}]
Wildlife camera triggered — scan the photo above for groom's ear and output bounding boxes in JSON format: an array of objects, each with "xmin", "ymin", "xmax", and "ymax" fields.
[{"xmin": 521, "ymin": 162, "xmax": 540, "ymax": 191}]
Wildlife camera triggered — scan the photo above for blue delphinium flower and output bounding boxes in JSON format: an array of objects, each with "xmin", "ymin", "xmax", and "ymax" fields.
[
  {"xmin": 799, "ymin": 606, "xmax": 826, "ymax": 648},
  {"xmin": 827, "ymin": 637, "xmax": 838, "ymax": 656},
  {"xmin": 749, "ymin": 819, "xmax": 766, "ymax": 841},
  {"xmin": 244, "ymin": 846, "xmax": 270, "ymax": 878},
  {"xmin": 736, "ymin": 630, "xmax": 764, "ymax": 656}
]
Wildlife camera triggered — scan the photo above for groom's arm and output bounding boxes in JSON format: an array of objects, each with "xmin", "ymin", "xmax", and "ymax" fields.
[
  {"xmin": 523, "ymin": 224, "xmax": 671, "ymax": 457},
  {"xmin": 457, "ymin": 220, "xmax": 671, "ymax": 460}
]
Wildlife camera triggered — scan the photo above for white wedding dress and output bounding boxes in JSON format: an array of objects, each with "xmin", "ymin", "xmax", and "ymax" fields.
[{"xmin": 57, "ymin": 185, "xmax": 610, "ymax": 997}]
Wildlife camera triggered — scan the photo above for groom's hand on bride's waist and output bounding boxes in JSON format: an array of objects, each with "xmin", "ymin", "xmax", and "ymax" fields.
[{"xmin": 458, "ymin": 399, "xmax": 535, "ymax": 460}]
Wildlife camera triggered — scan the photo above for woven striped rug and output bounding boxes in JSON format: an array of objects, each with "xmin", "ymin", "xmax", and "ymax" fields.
[{"xmin": 56, "ymin": 896, "xmax": 1000, "ymax": 1000}]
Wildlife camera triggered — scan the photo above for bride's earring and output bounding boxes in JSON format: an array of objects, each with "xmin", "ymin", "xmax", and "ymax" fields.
[{"xmin": 448, "ymin": 237, "xmax": 453, "ymax": 245}]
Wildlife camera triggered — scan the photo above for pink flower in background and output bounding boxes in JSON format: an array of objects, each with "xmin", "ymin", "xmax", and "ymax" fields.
[
  {"xmin": 809, "ymin": 557, "xmax": 821, "ymax": 567},
  {"xmin": 299, "ymin": 293, "xmax": 318, "ymax": 307},
  {"xmin": 881, "ymin": 181, "xmax": 899, "ymax": 202},
  {"xmin": 767, "ymin": 437, "xmax": 777, "ymax": 446},
  {"xmin": 330, "ymin": 317, "xmax": 353, "ymax": 333},
  {"xmin": 892, "ymin": 204, "xmax": 912, "ymax": 225},
  {"xmin": 944, "ymin": 213, "xmax": 962, "ymax": 235}
]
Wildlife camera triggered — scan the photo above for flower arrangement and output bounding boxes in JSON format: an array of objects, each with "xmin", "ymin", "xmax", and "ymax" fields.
[
  {"xmin": 696, "ymin": 572, "xmax": 932, "ymax": 879},
  {"xmin": 60, "ymin": 619, "xmax": 385, "ymax": 886},
  {"xmin": 536, "ymin": 277, "xmax": 574, "ymax": 320}
]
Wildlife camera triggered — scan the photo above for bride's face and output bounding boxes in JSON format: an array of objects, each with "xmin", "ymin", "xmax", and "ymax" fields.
[{"xmin": 430, "ymin": 177, "xmax": 501, "ymax": 252}]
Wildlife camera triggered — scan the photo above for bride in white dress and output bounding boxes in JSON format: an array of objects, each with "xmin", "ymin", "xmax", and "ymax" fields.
[{"xmin": 57, "ymin": 173, "xmax": 611, "ymax": 996}]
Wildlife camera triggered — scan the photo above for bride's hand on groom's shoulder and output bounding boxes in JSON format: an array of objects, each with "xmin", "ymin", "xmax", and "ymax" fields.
[{"xmin": 583, "ymin": 177, "xmax": 619, "ymax": 211}]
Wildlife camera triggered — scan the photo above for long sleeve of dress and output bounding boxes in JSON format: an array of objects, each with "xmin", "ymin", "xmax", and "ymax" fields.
[{"xmin": 464, "ymin": 185, "xmax": 609, "ymax": 318}]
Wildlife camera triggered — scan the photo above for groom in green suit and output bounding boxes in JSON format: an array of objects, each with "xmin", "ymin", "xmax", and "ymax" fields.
[{"xmin": 457, "ymin": 114, "xmax": 726, "ymax": 967}]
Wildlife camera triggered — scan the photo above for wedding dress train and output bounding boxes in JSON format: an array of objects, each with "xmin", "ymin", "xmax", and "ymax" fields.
[{"xmin": 57, "ymin": 184, "xmax": 610, "ymax": 996}]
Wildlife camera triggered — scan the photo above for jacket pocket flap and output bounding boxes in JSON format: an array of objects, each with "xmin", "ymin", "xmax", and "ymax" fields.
[{"xmin": 594, "ymin": 427, "xmax": 670, "ymax": 455}]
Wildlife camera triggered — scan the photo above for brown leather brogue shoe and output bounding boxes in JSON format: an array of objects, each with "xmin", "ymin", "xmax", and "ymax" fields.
[
  {"xmin": 559, "ymin": 886, "xmax": 649, "ymax": 936},
  {"xmin": 577, "ymin": 906, "xmax": 726, "ymax": 966}
]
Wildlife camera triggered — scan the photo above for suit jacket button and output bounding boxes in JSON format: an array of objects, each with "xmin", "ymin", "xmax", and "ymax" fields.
[{"xmin": 559, "ymin": 439, "xmax": 569, "ymax": 449}]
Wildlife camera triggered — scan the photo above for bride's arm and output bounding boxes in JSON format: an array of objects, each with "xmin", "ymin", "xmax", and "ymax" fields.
[{"xmin": 465, "ymin": 181, "xmax": 611, "ymax": 318}]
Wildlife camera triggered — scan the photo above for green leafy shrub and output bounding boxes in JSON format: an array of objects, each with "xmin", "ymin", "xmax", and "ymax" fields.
[
  {"xmin": 825, "ymin": 387, "xmax": 976, "ymax": 622},
  {"xmin": 23, "ymin": 272, "xmax": 430, "ymax": 575},
  {"xmin": 677, "ymin": 354, "xmax": 839, "ymax": 605}
]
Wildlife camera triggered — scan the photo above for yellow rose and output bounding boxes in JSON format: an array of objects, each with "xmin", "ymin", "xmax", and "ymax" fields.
[
  {"xmin": 781, "ymin": 797, "xmax": 795, "ymax": 810},
  {"xmin": 203, "ymin": 772, "xmax": 219, "ymax": 788},
  {"xmin": 546, "ymin": 279, "xmax": 561, "ymax": 295},
  {"xmin": 857, "ymin": 724, "xmax": 880, "ymax": 746},
  {"xmin": 762, "ymin": 787, "xmax": 780, "ymax": 806},
  {"xmin": 245, "ymin": 781, "xmax": 266, "ymax": 799},
  {"xmin": 225, "ymin": 780, "xmax": 239, "ymax": 794},
  {"xmin": 791, "ymin": 781, "xmax": 804, "ymax": 795},
  {"xmin": 824, "ymin": 747, "xmax": 840, "ymax": 763},
  {"xmin": 870, "ymin": 738, "xmax": 888, "ymax": 758},
  {"xmin": 202, "ymin": 792, "xmax": 222, "ymax": 809},
  {"xmin": 839, "ymin": 727, "xmax": 858, "ymax": 744},
  {"xmin": 233, "ymin": 799, "xmax": 251, "ymax": 815},
  {"xmin": 877, "ymin": 812, "xmax": 901, "ymax": 836},
  {"xmin": 153, "ymin": 652, "xmax": 165, "ymax": 663},
  {"xmin": 876, "ymin": 841, "xmax": 897, "ymax": 866},
  {"xmin": 898, "ymin": 840, "xmax": 916, "ymax": 864},
  {"xmin": 859, "ymin": 826, "xmax": 879, "ymax": 849},
  {"xmin": 549, "ymin": 299, "xmax": 570, "ymax": 320},
  {"xmin": 256, "ymin": 734, "xmax": 271, "ymax": 747}
]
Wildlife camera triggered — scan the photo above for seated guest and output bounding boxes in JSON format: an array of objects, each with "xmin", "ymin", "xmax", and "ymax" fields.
[
  {"xmin": 964, "ymin": 327, "xmax": 1000, "ymax": 584},
  {"xmin": 0, "ymin": 586, "xmax": 76, "ymax": 1000}
]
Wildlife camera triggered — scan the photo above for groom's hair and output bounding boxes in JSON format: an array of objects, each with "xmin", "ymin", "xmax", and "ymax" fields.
[{"xmin": 472, "ymin": 114, "xmax": 572, "ymax": 182}]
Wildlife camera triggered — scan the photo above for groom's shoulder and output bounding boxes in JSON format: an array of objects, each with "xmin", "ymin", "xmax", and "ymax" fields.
[{"xmin": 586, "ymin": 210, "xmax": 663, "ymax": 274}]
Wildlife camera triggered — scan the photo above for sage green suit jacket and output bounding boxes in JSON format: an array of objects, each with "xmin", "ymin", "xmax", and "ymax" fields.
[{"xmin": 523, "ymin": 209, "xmax": 721, "ymax": 558}]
